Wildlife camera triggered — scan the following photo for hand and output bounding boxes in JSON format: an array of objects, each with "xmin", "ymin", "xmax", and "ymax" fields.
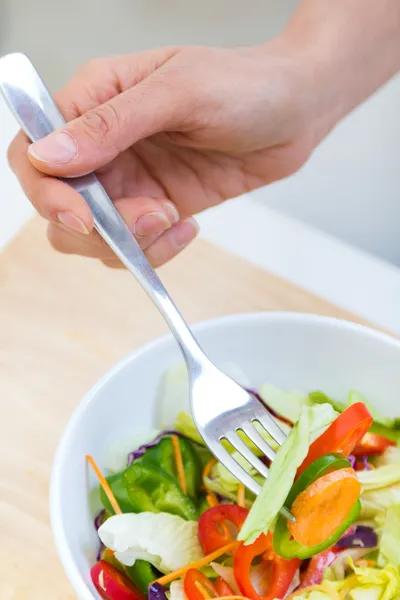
[{"xmin": 7, "ymin": 42, "xmax": 326, "ymax": 268}]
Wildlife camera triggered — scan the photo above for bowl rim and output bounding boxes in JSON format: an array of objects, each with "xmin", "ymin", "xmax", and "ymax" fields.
[{"xmin": 49, "ymin": 310, "xmax": 400, "ymax": 600}]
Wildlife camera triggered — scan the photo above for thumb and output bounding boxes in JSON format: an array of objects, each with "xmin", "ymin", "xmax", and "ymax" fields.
[{"xmin": 27, "ymin": 74, "xmax": 187, "ymax": 177}]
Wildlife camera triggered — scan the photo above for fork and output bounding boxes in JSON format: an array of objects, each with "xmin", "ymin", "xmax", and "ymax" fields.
[{"xmin": 0, "ymin": 53, "xmax": 293, "ymax": 521}]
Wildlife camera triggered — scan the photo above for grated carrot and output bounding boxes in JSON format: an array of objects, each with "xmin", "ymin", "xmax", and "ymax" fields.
[
  {"xmin": 217, "ymin": 597, "xmax": 251, "ymax": 600},
  {"xmin": 203, "ymin": 458, "xmax": 217, "ymax": 484},
  {"xmin": 172, "ymin": 435, "xmax": 187, "ymax": 495},
  {"xmin": 237, "ymin": 484, "xmax": 245, "ymax": 508},
  {"xmin": 86, "ymin": 454, "xmax": 122, "ymax": 515},
  {"xmin": 354, "ymin": 559, "xmax": 376, "ymax": 568},
  {"xmin": 285, "ymin": 583, "xmax": 340, "ymax": 600},
  {"xmin": 195, "ymin": 580, "xmax": 213, "ymax": 599},
  {"xmin": 154, "ymin": 542, "xmax": 239, "ymax": 586},
  {"xmin": 206, "ymin": 493, "xmax": 219, "ymax": 508}
]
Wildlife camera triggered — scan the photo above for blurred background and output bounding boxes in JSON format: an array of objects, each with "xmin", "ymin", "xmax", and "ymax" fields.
[{"xmin": 1, "ymin": 0, "xmax": 400, "ymax": 265}]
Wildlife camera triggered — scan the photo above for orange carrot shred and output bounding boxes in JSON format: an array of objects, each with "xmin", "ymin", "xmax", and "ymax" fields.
[
  {"xmin": 86, "ymin": 454, "xmax": 122, "ymax": 515},
  {"xmin": 195, "ymin": 581, "xmax": 213, "ymax": 600},
  {"xmin": 237, "ymin": 484, "xmax": 245, "ymax": 508},
  {"xmin": 154, "ymin": 542, "xmax": 239, "ymax": 586},
  {"xmin": 206, "ymin": 493, "xmax": 219, "ymax": 508},
  {"xmin": 355, "ymin": 559, "xmax": 376, "ymax": 567},
  {"xmin": 172, "ymin": 435, "xmax": 187, "ymax": 495},
  {"xmin": 203, "ymin": 458, "xmax": 217, "ymax": 483}
]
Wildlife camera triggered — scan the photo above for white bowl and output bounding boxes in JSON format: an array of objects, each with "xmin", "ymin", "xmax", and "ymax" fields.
[{"xmin": 50, "ymin": 312, "xmax": 400, "ymax": 600}]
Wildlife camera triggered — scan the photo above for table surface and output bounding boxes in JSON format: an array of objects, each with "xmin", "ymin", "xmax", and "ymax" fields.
[{"xmin": 0, "ymin": 217, "xmax": 370, "ymax": 600}]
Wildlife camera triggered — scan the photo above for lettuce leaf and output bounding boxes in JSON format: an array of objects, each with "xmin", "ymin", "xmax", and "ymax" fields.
[
  {"xmin": 259, "ymin": 383, "xmax": 310, "ymax": 422},
  {"xmin": 238, "ymin": 403, "xmax": 338, "ymax": 544},
  {"xmin": 98, "ymin": 512, "xmax": 203, "ymax": 573},
  {"xmin": 332, "ymin": 560, "xmax": 400, "ymax": 600},
  {"xmin": 379, "ymin": 504, "xmax": 400, "ymax": 567}
]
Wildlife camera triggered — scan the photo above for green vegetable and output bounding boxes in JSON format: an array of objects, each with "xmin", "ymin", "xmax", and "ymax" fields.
[
  {"xmin": 102, "ymin": 548, "xmax": 159, "ymax": 594},
  {"xmin": 124, "ymin": 462, "xmax": 198, "ymax": 520},
  {"xmin": 139, "ymin": 436, "xmax": 202, "ymax": 499},
  {"xmin": 259, "ymin": 383, "xmax": 311, "ymax": 422},
  {"xmin": 358, "ymin": 465, "xmax": 400, "ymax": 491},
  {"xmin": 175, "ymin": 411, "xmax": 204, "ymax": 445},
  {"xmin": 379, "ymin": 504, "xmax": 400, "ymax": 567},
  {"xmin": 238, "ymin": 403, "xmax": 338, "ymax": 544},
  {"xmin": 98, "ymin": 512, "xmax": 203, "ymax": 574},
  {"xmin": 99, "ymin": 471, "xmax": 138, "ymax": 514},
  {"xmin": 308, "ymin": 390, "xmax": 347, "ymax": 413},
  {"xmin": 273, "ymin": 454, "xmax": 360, "ymax": 559},
  {"xmin": 330, "ymin": 559, "xmax": 400, "ymax": 600}
]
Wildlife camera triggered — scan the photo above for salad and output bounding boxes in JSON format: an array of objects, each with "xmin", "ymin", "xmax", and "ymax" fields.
[{"xmin": 87, "ymin": 363, "xmax": 400, "ymax": 600}]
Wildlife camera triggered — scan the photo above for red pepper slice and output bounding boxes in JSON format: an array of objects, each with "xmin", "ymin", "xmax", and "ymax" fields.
[
  {"xmin": 298, "ymin": 547, "xmax": 342, "ymax": 589},
  {"xmin": 184, "ymin": 569, "xmax": 217, "ymax": 600},
  {"xmin": 215, "ymin": 577, "xmax": 236, "ymax": 597},
  {"xmin": 298, "ymin": 403, "xmax": 373, "ymax": 476},
  {"xmin": 352, "ymin": 432, "xmax": 396, "ymax": 457},
  {"xmin": 91, "ymin": 561, "xmax": 145, "ymax": 600},
  {"xmin": 233, "ymin": 533, "xmax": 300, "ymax": 600},
  {"xmin": 198, "ymin": 504, "xmax": 249, "ymax": 554}
]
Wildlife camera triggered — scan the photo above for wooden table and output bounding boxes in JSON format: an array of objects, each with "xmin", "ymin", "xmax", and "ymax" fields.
[{"xmin": 0, "ymin": 217, "xmax": 368, "ymax": 600}]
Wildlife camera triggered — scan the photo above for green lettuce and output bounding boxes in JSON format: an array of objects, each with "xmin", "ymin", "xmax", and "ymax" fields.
[
  {"xmin": 379, "ymin": 504, "xmax": 400, "ymax": 567},
  {"xmin": 98, "ymin": 512, "xmax": 203, "ymax": 573},
  {"xmin": 238, "ymin": 403, "xmax": 338, "ymax": 544},
  {"xmin": 259, "ymin": 383, "xmax": 311, "ymax": 422},
  {"xmin": 331, "ymin": 560, "xmax": 400, "ymax": 600}
]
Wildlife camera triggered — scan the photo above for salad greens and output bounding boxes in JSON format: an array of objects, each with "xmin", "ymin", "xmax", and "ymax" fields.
[{"xmin": 89, "ymin": 362, "xmax": 400, "ymax": 600}]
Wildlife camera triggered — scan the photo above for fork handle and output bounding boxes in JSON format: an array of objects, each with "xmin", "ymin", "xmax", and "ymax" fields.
[{"xmin": 0, "ymin": 53, "xmax": 204, "ymax": 368}]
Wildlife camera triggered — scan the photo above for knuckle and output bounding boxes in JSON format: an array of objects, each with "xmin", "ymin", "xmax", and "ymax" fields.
[{"xmin": 80, "ymin": 103, "xmax": 121, "ymax": 147}]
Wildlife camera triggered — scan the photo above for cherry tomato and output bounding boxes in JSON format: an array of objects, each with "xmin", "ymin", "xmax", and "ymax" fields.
[
  {"xmin": 298, "ymin": 403, "xmax": 373, "ymax": 476},
  {"xmin": 352, "ymin": 432, "xmax": 396, "ymax": 457},
  {"xmin": 90, "ymin": 560, "xmax": 145, "ymax": 600},
  {"xmin": 198, "ymin": 504, "xmax": 249, "ymax": 554},
  {"xmin": 233, "ymin": 533, "xmax": 300, "ymax": 600}
]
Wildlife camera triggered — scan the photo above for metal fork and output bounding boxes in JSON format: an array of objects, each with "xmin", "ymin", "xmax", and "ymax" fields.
[{"xmin": 0, "ymin": 53, "xmax": 293, "ymax": 521}]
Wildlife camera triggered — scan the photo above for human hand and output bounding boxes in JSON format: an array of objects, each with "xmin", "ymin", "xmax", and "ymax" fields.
[{"xmin": 8, "ymin": 42, "xmax": 324, "ymax": 268}]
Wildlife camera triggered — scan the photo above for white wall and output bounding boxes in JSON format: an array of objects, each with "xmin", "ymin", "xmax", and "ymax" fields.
[{"xmin": 1, "ymin": 0, "xmax": 399, "ymax": 265}]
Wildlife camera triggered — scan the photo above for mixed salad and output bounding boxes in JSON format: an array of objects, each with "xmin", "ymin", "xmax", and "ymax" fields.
[{"xmin": 87, "ymin": 363, "xmax": 400, "ymax": 600}]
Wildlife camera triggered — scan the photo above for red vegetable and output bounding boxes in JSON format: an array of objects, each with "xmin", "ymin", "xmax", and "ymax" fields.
[
  {"xmin": 184, "ymin": 569, "xmax": 218, "ymax": 600},
  {"xmin": 198, "ymin": 504, "xmax": 249, "ymax": 554},
  {"xmin": 297, "ymin": 403, "xmax": 373, "ymax": 476},
  {"xmin": 90, "ymin": 561, "xmax": 145, "ymax": 600},
  {"xmin": 298, "ymin": 547, "xmax": 342, "ymax": 588},
  {"xmin": 352, "ymin": 432, "xmax": 396, "ymax": 457},
  {"xmin": 215, "ymin": 577, "xmax": 236, "ymax": 597},
  {"xmin": 234, "ymin": 533, "xmax": 300, "ymax": 600}
]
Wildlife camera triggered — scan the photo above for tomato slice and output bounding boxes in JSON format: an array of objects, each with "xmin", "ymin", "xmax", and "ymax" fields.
[
  {"xmin": 91, "ymin": 561, "xmax": 145, "ymax": 600},
  {"xmin": 352, "ymin": 432, "xmax": 396, "ymax": 457},
  {"xmin": 184, "ymin": 569, "xmax": 217, "ymax": 600},
  {"xmin": 198, "ymin": 504, "xmax": 249, "ymax": 554},
  {"xmin": 215, "ymin": 577, "xmax": 236, "ymax": 597},
  {"xmin": 297, "ymin": 403, "xmax": 373, "ymax": 476},
  {"xmin": 233, "ymin": 533, "xmax": 300, "ymax": 600}
]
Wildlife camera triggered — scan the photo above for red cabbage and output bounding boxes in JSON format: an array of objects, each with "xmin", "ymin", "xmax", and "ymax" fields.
[
  {"xmin": 94, "ymin": 509, "xmax": 106, "ymax": 561},
  {"xmin": 148, "ymin": 583, "xmax": 168, "ymax": 600},
  {"xmin": 361, "ymin": 455, "xmax": 372, "ymax": 470},
  {"xmin": 248, "ymin": 389, "xmax": 294, "ymax": 427},
  {"xmin": 336, "ymin": 525, "xmax": 378, "ymax": 548},
  {"xmin": 127, "ymin": 430, "xmax": 201, "ymax": 466},
  {"xmin": 348, "ymin": 455, "xmax": 356, "ymax": 469}
]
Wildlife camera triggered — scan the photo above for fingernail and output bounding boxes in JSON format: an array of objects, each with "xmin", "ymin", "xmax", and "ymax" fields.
[
  {"xmin": 134, "ymin": 212, "xmax": 170, "ymax": 237},
  {"xmin": 172, "ymin": 218, "xmax": 199, "ymax": 249},
  {"xmin": 57, "ymin": 212, "xmax": 90, "ymax": 234},
  {"xmin": 162, "ymin": 202, "xmax": 179, "ymax": 226},
  {"xmin": 29, "ymin": 131, "xmax": 77, "ymax": 164}
]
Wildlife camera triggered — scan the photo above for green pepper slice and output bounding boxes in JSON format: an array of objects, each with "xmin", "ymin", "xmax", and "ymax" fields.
[
  {"xmin": 273, "ymin": 453, "xmax": 360, "ymax": 559},
  {"xmin": 139, "ymin": 436, "xmax": 202, "ymax": 499},
  {"xmin": 99, "ymin": 471, "xmax": 138, "ymax": 514},
  {"xmin": 102, "ymin": 549, "xmax": 160, "ymax": 594},
  {"xmin": 124, "ymin": 462, "xmax": 199, "ymax": 521}
]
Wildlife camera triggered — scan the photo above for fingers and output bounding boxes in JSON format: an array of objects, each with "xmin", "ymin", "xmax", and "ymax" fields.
[
  {"xmin": 49, "ymin": 216, "xmax": 199, "ymax": 268},
  {"xmin": 27, "ymin": 58, "xmax": 192, "ymax": 178},
  {"xmin": 8, "ymin": 131, "xmax": 94, "ymax": 233}
]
